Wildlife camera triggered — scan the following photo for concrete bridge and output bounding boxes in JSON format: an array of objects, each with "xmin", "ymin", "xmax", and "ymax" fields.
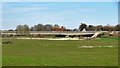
[
  {"xmin": 1, "ymin": 31, "xmax": 103, "ymax": 38},
  {"xmin": 30, "ymin": 31, "xmax": 97, "ymax": 35},
  {"xmin": 1, "ymin": 31, "xmax": 97, "ymax": 35}
]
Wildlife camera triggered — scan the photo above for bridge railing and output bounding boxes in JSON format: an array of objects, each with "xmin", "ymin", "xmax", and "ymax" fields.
[{"xmin": 2, "ymin": 31, "xmax": 96, "ymax": 33}]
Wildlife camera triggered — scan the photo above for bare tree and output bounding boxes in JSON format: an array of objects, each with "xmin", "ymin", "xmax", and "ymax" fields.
[
  {"xmin": 115, "ymin": 24, "xmax": 120, "ymax": 31},
  {"xmin": 95, "ymin": 25, "xmax": 103, "ymax": 31},
  {"xmin": 16, "ymin": 24, "xmax": 30, "ymax": 36},
  {"xmin": 23, "ymin": 24, "xmax": 30, "ymax": 35},
  {"xmin": 16, "ymin": 25, "xmax": 23, "ymax": 35},
  {"xmin": 44, "ymin": 24, "xmax": 53, "ymax": 31},
  {"xmin": 87, "ymin": 25, "xmax": 95, "ymax": 31}
]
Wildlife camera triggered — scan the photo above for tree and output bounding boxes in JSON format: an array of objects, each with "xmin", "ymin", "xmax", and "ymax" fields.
[
  {"xmin": 16, "ymin": 25, "xmax": 23, "ymax": 35},
  {"xmin": 37, "ymin": 24, "xmax": 44, "ymax": 31},
  {"xmin": 115, "ymin": 24, "xmax": 120, "ymax": 31},
  {"xmin": 53, "ymin": 24, "xmax": 60, "ymax": 31},
  {"xmin": 30, "ymin": 26, "xmax": 34, "ymax": 31},
  {"xmin": 16, "ymin": 24, "xmax": 30, "ymax": 36},
  {"xmin": 23, "ymin": 24, "xmax": 30, "ymax": 35},
  {"xmin": 73, "ymin": 29, "xmax": 78, "ymax": 31},
  {"xmin": 32, "ymin": 24, "xmax": 44, "ymax": 31},
  {"xmin": 8, "ymin": 29, "xmax": 14, "ymax": 31},
  {"xmin": 33, "ymin": 25, "xmax": 38, "ymax": 31},
  {"xmin": 54, "ymin": 24, "xmax": 60, "ymax": 28},
  {"xmin": 95, "ymin": 25, "xmax": 103, "ymax": 31},
  {"xmin": 103, "ymin": 25, "xmax": 114, "ymax": 31},
  {"xmin": 61, "ymin": 26, "xmax": 66, "ymax": 31},
  {"xmin": 87, "ymin": 25, "xmax": 95, "ymax": 31},
  {"xmin": 79, "ymin": 23, "xmax": 87, "ymax": 31},
  {"xmin": 44, "ymin": 24, "xmax": 53, "ymax": 31}
]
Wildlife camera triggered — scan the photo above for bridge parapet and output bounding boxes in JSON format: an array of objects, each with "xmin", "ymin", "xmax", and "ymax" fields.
[
  {"xmin": 1, "ymin": 31, "xmax": 96, "ymax": 35},
  {"xmin": 2, "ymin": 31, "xmax": 96, "ymax": 33}
]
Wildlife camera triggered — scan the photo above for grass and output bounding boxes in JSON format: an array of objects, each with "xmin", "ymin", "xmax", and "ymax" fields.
[{"xmin": 2, "ymin": 37, "xmax": 118, "ymax": 66}]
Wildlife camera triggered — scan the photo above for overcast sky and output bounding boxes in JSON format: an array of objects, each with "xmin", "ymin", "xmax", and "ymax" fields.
[{"xmin": 2, "ymin": 1, "xmax": 118, "ymax": 30}]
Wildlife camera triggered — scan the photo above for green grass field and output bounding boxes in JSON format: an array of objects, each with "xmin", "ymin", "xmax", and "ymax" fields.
[{"xmin": 2, "ymin": 37, "xmax": 118, "ymax": 66}]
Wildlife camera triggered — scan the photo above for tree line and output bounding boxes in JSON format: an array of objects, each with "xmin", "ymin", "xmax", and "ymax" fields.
[
  {"xmin": 7, "ymin": 23, "xmax": 120, "ymax": 32},
  {"xmin": 79, "ymin": 23, "xmax": 120, "ymax": 31}
]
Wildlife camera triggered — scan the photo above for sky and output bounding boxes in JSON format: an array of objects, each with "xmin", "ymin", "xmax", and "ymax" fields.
[
  {"xmin": 2, "ymin": 2, "xmax": 118, "ymax": 30},
  {"xmin": 1, "ymin": 0, "xmax": 119, "ymax": 2}
]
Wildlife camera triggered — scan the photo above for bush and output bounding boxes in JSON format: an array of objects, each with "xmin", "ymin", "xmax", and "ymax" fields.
[
  {"xmin": 97, "ymin": 32, "xmax": 109, "ymax": 38},
  {"xmin": 2, "ymin": 41, "xmax": 13, "ymax": 44}
]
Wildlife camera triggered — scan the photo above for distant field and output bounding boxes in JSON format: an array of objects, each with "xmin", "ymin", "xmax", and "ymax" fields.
[{"xmin": 2, "ymin": 37, "xmax": 118, "ymax": 66}]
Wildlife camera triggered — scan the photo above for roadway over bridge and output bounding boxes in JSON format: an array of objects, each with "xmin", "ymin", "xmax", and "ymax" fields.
[{"xmin": 2, "ymin": 31, "xmax": 97, "ymax": 36}]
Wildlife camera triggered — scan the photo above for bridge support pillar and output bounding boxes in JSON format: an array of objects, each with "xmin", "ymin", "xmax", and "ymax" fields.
[{"xmin": 66, "ymin": 35, "xmax": 69, "ymax": 38}]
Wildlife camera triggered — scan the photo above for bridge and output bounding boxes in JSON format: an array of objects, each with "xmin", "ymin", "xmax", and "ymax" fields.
[
  {"xmin": 1, "ymin": 31, "xmax": 103, "ymax": 38},
  {"xmin": 1, "ymin": 31, "xmax": 97, "ymax": 35}
]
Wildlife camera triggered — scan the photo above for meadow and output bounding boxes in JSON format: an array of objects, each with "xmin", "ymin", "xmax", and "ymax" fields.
[{"xmin": 2, "ymin": 37, "xmax": 118, "ymax": 66}]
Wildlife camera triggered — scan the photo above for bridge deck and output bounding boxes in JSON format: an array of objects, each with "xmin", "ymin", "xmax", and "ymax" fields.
[{"xmin": 2, "ymin": 31, "xmax": 96, "ymax": 35}]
